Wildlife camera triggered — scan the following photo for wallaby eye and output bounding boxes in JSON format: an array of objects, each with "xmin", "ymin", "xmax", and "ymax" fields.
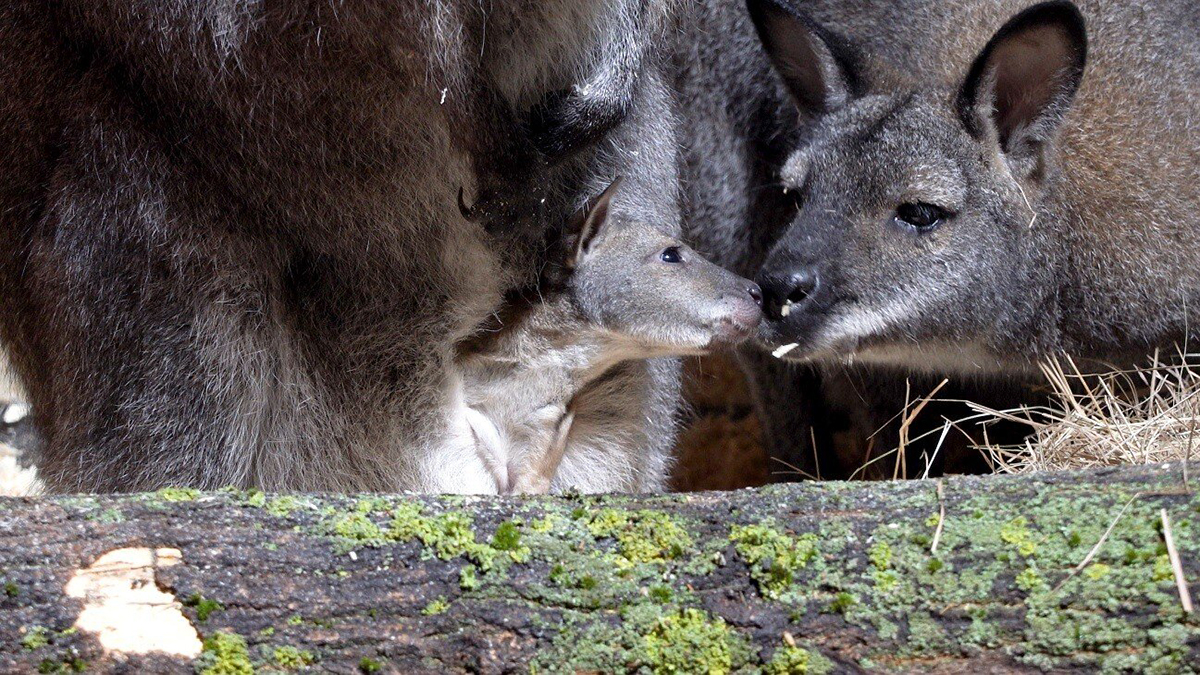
[
  {"xmin": 894, "ymin": 203, "xmax": 948, "ymax": 232},
  {"xmin": 660, "ymin": 246, "xmax": 683, "ymax": 264}
]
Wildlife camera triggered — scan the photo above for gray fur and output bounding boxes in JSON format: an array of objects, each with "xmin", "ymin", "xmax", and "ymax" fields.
[
  {"xmin": 454, "ymin": 182, "xmax": 762, "ymax": 494},
  {"xmin": 750, "ymin": 0, "xmax": 1200, "ymax": 371},
  {"xmin": 669, "ymin": 0, "xmax": 1199, "ymax": 478},
  {"xmin": 672, "ymin": 0, "xmax": 836, "ymax": 474},
  {"xmin": 0, "ymin": 1, "xmax": 684, "ymax": 492}
]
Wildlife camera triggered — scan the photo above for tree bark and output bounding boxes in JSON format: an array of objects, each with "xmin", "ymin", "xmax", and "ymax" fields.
[{"xmin": 1, "ymin": 464, "xmax": 1198, "ymax": 673}]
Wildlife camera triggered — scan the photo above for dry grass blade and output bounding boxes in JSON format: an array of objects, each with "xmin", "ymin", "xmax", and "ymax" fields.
[
  {"xmin": 1160, "ymin": 508, "xmax": 1194, "ymax": 614},
  {"xmin": 921, "ymin": 421, "xmax": 953, "ymax": 481},
  {"xmin": 930, "ymin": 479, "xmax": 946, "ymax": 554},
  {"xmin": 894, "ymin": 378, "xmax": 950, "ymax": 480},
  {"xmin": 769, "ymin": 456, "xmax": 819, "ymax": 482},
  {"xmin": 811, "ymin": 427, "xmax": 822, "ymax": 481}
]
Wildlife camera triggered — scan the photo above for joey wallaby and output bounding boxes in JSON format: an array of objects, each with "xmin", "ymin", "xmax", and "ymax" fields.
[
  {"xmin": 0, "ymin": 1, "xmax": 685, "ymax": 492},
  {"xmin": 454, "ymin": 179, "xmax": 763, "ymax": 494},
  {"xmin": 747, "ymin": 0, "xmax": 1200, "ymax": 372}
]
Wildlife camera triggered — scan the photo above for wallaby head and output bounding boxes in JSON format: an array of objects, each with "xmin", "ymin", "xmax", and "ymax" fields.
[
  {"xmin": 562, "ymin": 179, "xmax": 764, "ymax": 353},
  {"xmin": 748, "ymin": 0, "xmax": 1088, "ymax": 367}
]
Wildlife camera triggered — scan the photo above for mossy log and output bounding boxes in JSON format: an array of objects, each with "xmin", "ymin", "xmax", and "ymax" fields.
[{"xmin": 1, "ymin": 464, "xmax": 1198, "ymax": 673}]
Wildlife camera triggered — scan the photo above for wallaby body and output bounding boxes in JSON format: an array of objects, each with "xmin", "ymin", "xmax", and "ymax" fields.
[
  {"xmin": 0, "ymin": 1, "xmax": 684, "ymax": 492},
  {"xmin": 669, "ymin": 0, "xmax": 1178, "ymax": 479},
  {"xmin": 453, "ymin": 183, "xmax": 763, "ymax": 494},
  {"xmin": 749, "ymin": 0, "xmax": 1200, "ymax": 371}
]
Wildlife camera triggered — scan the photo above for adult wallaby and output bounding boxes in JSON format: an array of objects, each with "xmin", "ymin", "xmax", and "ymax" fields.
[
  {"xmin": 748, "ymin": 0, "xmax": 1200, "ymax": 371},
  {"xmin": 0, "ymin": 1, "xmax": 684, "ymax": 492},
  {"xmin": 454, "ymin": 179, "xmax": 762, "ymax": 494}
]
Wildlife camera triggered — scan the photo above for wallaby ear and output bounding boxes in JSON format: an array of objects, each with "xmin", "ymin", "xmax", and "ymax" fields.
[
  {"xmin": 747, "ymin": 0, "xmax": 856, "ymax": 116},
  {"xmin": 566, "ymin": 177, "xmax": 623, "ymax": 268},
  {"xmin": 957, "ymin": 1, "xmax": 1087, "ymax": 168}
]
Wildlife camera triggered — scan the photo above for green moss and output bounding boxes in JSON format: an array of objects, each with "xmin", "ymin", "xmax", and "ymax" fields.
[
  {"xmin": 490, "ymin": 520, "xmax": 531, "ymax": 562},
  {"xmin": 548, "ymin": 562, "xmax": 600, "ymax": 592},
  {"xmin": 195, "ymin": 632, "xmax": 254, "ymax": 675},
  {"xmin": 243, "ymin": 490, "xmax": 267, "ymax": 508},
  {"xmin": 642, "ymin": 608, "xmax": 734, "ymax": 675},
  {"xmin": 962, "ymin": 608, "xmax": 999, "ymax": 648},
  {"xmin": 459, "ymin": 566, "xmax": 480, "ymax": 590},
  {"xmin": 421, "ymin": 597, "xmax": 450, "ymax": 616},
  {"xmin": 648, "ymin": 585, "xmax": 673, "ymax": 603},
  {"xmin": 158, "ymin": 487, "xmax": 201, "ymax": 502},
  {"xmin": 36, "ymin": 657, "xmax": 85, "ymax": 674},
  {"xmin": 266, "ymin": 496, "xmax": 301, "ymax": 518},
  {"xmin": 905, "ymin": 611, "xmax": 949, "ymax": 653},
  {"xmin": 1083, "ymin": 562, "xmax": 1111, "ymax": 581},
  {"xmin": 1152, "ymin": 554, "xmax": 1174, "ymax": 582},
  {"xmin": 358, "ymin": 657, "xmax": 383, "ymax": 673},
  {"xmin": 86, "ymin": 507, "xmax": 125, "ymax": 523},
  {"xmin": 4, "ymin": 580, "xmax": 18, "ymax": 597},
  {"xmin": 586, "ymin": 509, "xmax": 692, "ymax": 565},
  {"xmin": 22, "ymin": 626, "xmax": 50, "ymax": 650},
  {"xmin": 388, "ymin": 503, "xmax": 497, "ymax": 569},
  {"xmin": 327, "ymin": 512, "xmax": 387, "ymax": 553},
  {"xmin": 868, "ymin": 542, "xmax": 892, "ymax": 570},
  {"xmin": 272, "ymin": 646, "xmax": 314, "ymax": 670},
  {"xmin": 1015, "ymin": 567, "xmax": 1047, "ymax": 592},
  {"xmin": 1000, "ymin": 516, "xmax": 1037, "ymax": 557},
  {"xmin": 254, "ymin": 478, "xmax": 1199, "ymax": 672},
  {"xmin": 549, "ymin": 564, "xmax": 569, "ymax": 586},
  {"xmin": 872, "ymin": 569, "xmax": 899, "ymax": 593},
  {"xmin": 765, "ymin": 645, "xmax": 833, "ymax": 675},
  {"xmin": 492, "ymin": 520, "xmax": 521, "ymax": 550},
  {"xmin": 825, "ymin": 592, "xmax": 857, "ymax": 615},
  {"xmin": 185, "ymin": 593, "xmax": 224, "ymax": 622},
  {"xmin": 354, "ymin": 497, "xmax": 391, "ymax": 514},
  {"xmin": 729, "ymin": 521, "xmax": 818, "ymax": 598},
  {"xmin": 286, "ymin": 615, "xmax": 304, "ymax": 626}
]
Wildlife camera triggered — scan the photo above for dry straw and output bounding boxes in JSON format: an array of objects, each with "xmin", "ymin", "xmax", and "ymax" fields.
[{"xmin": 962, "ymin": 350, "xmax": 1200, "ymax": 474}]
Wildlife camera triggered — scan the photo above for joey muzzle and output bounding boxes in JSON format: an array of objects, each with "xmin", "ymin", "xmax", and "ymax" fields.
[{"xmin": 710, "ymin": 281, "xmax": 764, "ymax": 343}]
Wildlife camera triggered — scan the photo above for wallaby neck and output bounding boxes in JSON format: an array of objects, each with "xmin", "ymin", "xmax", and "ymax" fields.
[{"xmin": 455, "ymin": 291, "xmax": 638, "ymax": 401}]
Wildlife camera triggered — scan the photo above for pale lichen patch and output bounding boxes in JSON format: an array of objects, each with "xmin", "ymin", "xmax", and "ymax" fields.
[{"xmin": 64, "ymin": 547, "xmax": 202, "ymax": 658}]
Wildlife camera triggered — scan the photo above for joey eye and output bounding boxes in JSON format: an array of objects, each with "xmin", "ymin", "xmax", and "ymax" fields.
[
  {"xmin": 894, "ymin": 203, "xmax": 949, "ymax": 232},
  {"xmin": 660, "ymin": 246, "xmax": 683, "ymax": 264}
]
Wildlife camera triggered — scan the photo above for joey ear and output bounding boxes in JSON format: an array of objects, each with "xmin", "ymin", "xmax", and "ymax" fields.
[
  {"xmin": 566, "ymin": 177, "xmax": 623, "ymax": 268},
  {"xmin": 747, "ymin": 0, "xmax": 857, "ymax": 116},
  {"xmin": 957, "ymin": 1, "xmax": 1087, "ymax": 169}
]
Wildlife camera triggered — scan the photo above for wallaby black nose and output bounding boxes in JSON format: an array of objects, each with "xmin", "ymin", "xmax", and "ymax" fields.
[
  {"xmin": 747, "ymin": 283, "xmax": 763, "ymax": 306},
  {"xmin": 759, "ymin": 269, "xmax": 819, "ymax": 320}
]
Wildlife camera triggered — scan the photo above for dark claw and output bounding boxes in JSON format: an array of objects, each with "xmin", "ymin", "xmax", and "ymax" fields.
[{"xmin": 458, "ymin": 186, "xmax": 479, "ymax": 222}]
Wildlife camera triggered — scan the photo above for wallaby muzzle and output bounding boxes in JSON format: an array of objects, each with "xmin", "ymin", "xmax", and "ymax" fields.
[
  {"xmin": 708, "ymin": 281, "xmax": 765, "ymax": 345},
  {"xmin": 758, "ymin": 268, "xmax": 819, "ymax": 322}
]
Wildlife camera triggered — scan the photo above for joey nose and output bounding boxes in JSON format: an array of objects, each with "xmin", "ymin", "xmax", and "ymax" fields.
[
  {"xmin": 759, "ymin": 269, "xmax": 820, "ymax": 321},
  {"xmin": 713, "ymin": 281, "xmax": 764, "ymax": 344}
]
